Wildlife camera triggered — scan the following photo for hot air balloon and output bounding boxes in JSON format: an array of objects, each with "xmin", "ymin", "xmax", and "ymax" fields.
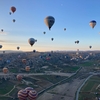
[
  {"xmin": 28, "ymin": 90, "xmax": 38, "ymax": 100},
  {"xmin": 0, "ymin": 45, "xmax": 2, "ymax": 49},
  {"xmin": 3, "ymin": 67, "xmax": 8, "ymax": 74},
  {"xmin": 17, "ymin": 74, "xmax": 23, "ymax": 81},
  {"xmin": 33, "ymin": 50, "xmax": 36, "ymax": 53},
  {"xmin": 44, "ymin": 16, "xmax": 55, "ymax": 30},
  {"xmin": 89, "ymin": 20, "xmax": 96, "ymax": 28},
  {"xmin": 22, "ymin": 59, "xmax": 27, "ymax": 64},
  {"xmin": 25, "ymin": 87, "xmax": 34, "ymax": 93},
  {"xmin": 13, "ymin": 19, "xmax": 16, "ymax": 22},
  {"xmin": 25, "ymin": 66, "xmax": 30, "ymax": 71},
  {"xmin": 9, "ymin": 12, "xmax": 11, "ymax": 15},
  {"xmin": 75, "ymin": 41, "xmax": 77, "ymax": 44},
  {"xmin": 17, "ymin": 46, "xmax": 20, "ymax": 50},
  {"xmin": 43, "ymin": 32, "xmax": 46, "ymax": 34},
  {"xmin": 11, "ymin": 6, "xmax": 16, "ymax": 13},
  {"xmin": 51, "ymin": 38, "xmax": 54, "ymax": 41},
  {"xmin": 3, "ymin": 51, "xmax": 5, "ymax": 54},
  {"xmin": 64, "ymin": 28, "xmax": 66, "ymax": 31},
  {"xmin": 1, "ymin": 29, "xmax": 3, "ymax": 32},
  {"xmin": 89, "ymin": 46, "xmax": 92, "ymax": 49},
  {"xmin": 28, "ymin": 38, "xmax": 37, "ymax": 46},
  {"xmin": 18, "ymin": 89, "xmax": 28, "ymax": 100}
]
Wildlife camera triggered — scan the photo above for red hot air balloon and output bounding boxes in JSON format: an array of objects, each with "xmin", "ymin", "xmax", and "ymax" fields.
[
  {"xmin": 11, "ymin": 6, "xmax": 16, "ymax": 13},
  {"xmin": 28, "ymin": 90, "xmax": 38, "ymax": 100},
  {"xmin": 18, "ymin": 89, "xmax": 28, "ymax": 100},
  {"xmin": 17, "ymin": 74, "xmax": 23, "ymax": 81}
]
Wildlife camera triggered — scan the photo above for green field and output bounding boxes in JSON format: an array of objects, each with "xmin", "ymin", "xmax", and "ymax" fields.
[
  {"xmin": 79, "ymin": 60, "xmax": 96, "ymax": 67},
  {"xmin": 78, "ymin": 75, "xmax": 100, "ymax": 100},
  {"xmin": 0, "ymin": 80, "xmax": 14, "ymax": 95}
]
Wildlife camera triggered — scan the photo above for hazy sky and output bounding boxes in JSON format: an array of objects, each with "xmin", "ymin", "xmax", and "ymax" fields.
[{"xmin": 0, "ymin": 0, "xmax": 100, "ymax": 52}]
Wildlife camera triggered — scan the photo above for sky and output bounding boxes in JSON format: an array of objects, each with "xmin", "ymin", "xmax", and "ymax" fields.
[{"xmin": 0, "ymin": 0, "xmax": 100, "ymax": 52}]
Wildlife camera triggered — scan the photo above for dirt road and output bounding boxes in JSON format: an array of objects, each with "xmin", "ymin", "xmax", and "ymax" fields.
[{"xmin": 37, "ymin": 78, "xmax": 85, "ymax": 100}]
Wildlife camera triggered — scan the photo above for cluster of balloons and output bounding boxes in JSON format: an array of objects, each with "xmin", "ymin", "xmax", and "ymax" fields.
[
  {"xmin": 10, "ymin": 6, "xmax": 16, "ymax": 22},
  {"xmin": 75, "ymin": 40, "xmax": 79, "ymax": 44},
  {"xmin": 18, "ymin": 87, "xmax": 38, "ymax": 100}
]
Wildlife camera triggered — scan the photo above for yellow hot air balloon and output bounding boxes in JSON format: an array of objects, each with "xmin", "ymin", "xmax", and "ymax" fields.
[
  {"xmin": 89, "ymin": 20, "xmax": 96, "ymax": 28},
  {"xmin": 44, "ymin": 16, "xmax": 55, "ymax": 30}
]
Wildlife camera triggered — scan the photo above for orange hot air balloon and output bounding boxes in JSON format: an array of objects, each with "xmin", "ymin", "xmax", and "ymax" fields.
[
  {"xmin": 28, "ymin": 90, "xmax": 38, "ymax": 100},
  {"xmin": 17, "ymin": 74, "xmax": 23, "ymax": 81},
  {"xmin": 3, "ymin": 67, "xmax": 8, "ymax": 74},
  {"xmin": 25, "ymin": 66, "xmax": 30, "ymax": 71},
  {"xmin": 22, "ymin": 59, "xmax": 26, "ymax": 64},
  {"xmin": 18, "ymin": 89, "xmax": 28, "ymax": 100},
  {"xmin": 11, "ymin": 6, "xmax": 16, "ymax": 13}
]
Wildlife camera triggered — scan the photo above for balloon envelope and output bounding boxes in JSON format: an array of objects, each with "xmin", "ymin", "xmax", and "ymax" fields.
[
  {"xmin": 28, "ymin": 38, "xmax": 37, "ymax": 46},
  {"xmin": 89, "ymin": 20, "xmax": 96, "ymax": 28},
  {"xmin": 3, "ymin": 67, "xmax": 8, "ymax": 74},
  {"xmin": 25, "ymin": 87, "xmax": 34, "ymax": 93},
  {"xmin": 18, "ymin": 89, "xmax": 28, "ymax": 100},
  {"xmin": 17, "ymin": 46, "xmax": 20, "ymax": 50},
  {"xmin": 28, "ymin": 90, "xmax": 38, "ymax": 100},
  {"xmin": 25, "ymin": 66, "xmax": 30, "ymax": 71},
  {"xmin": 11, "ymin": 6, "xmax": 16, "ymax": 13},
  {"xmin": 17, "ymin": 74, "xmax": 23, "ymax": 81},
  {"xmin": 13, "ymin": 19, "xmax": 16, "ymax": 22},
  {"xmin": 44, "ymin": 16, "xmax": 55, "ymax": 30},
  {"xmin": 0, "ymin": 45, "xmax": 2, "ymax": 48}
]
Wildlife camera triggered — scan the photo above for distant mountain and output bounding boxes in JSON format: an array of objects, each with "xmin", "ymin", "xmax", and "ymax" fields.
[{"xmin": 0, "ymin": 50, "xmax": 23, "ymax": 54}]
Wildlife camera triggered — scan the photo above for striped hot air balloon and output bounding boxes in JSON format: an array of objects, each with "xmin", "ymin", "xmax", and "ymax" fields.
[
  {"xmin": 28, "ymin": 90, "xmax": 38, "ymax": 100},
  {"xmin": 25, "ymin": 87, "xmax": 34, "ymax": 93},
  {"xmin": 18, "ymin": 89, "xmax": 28, "ymax": 100}
]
